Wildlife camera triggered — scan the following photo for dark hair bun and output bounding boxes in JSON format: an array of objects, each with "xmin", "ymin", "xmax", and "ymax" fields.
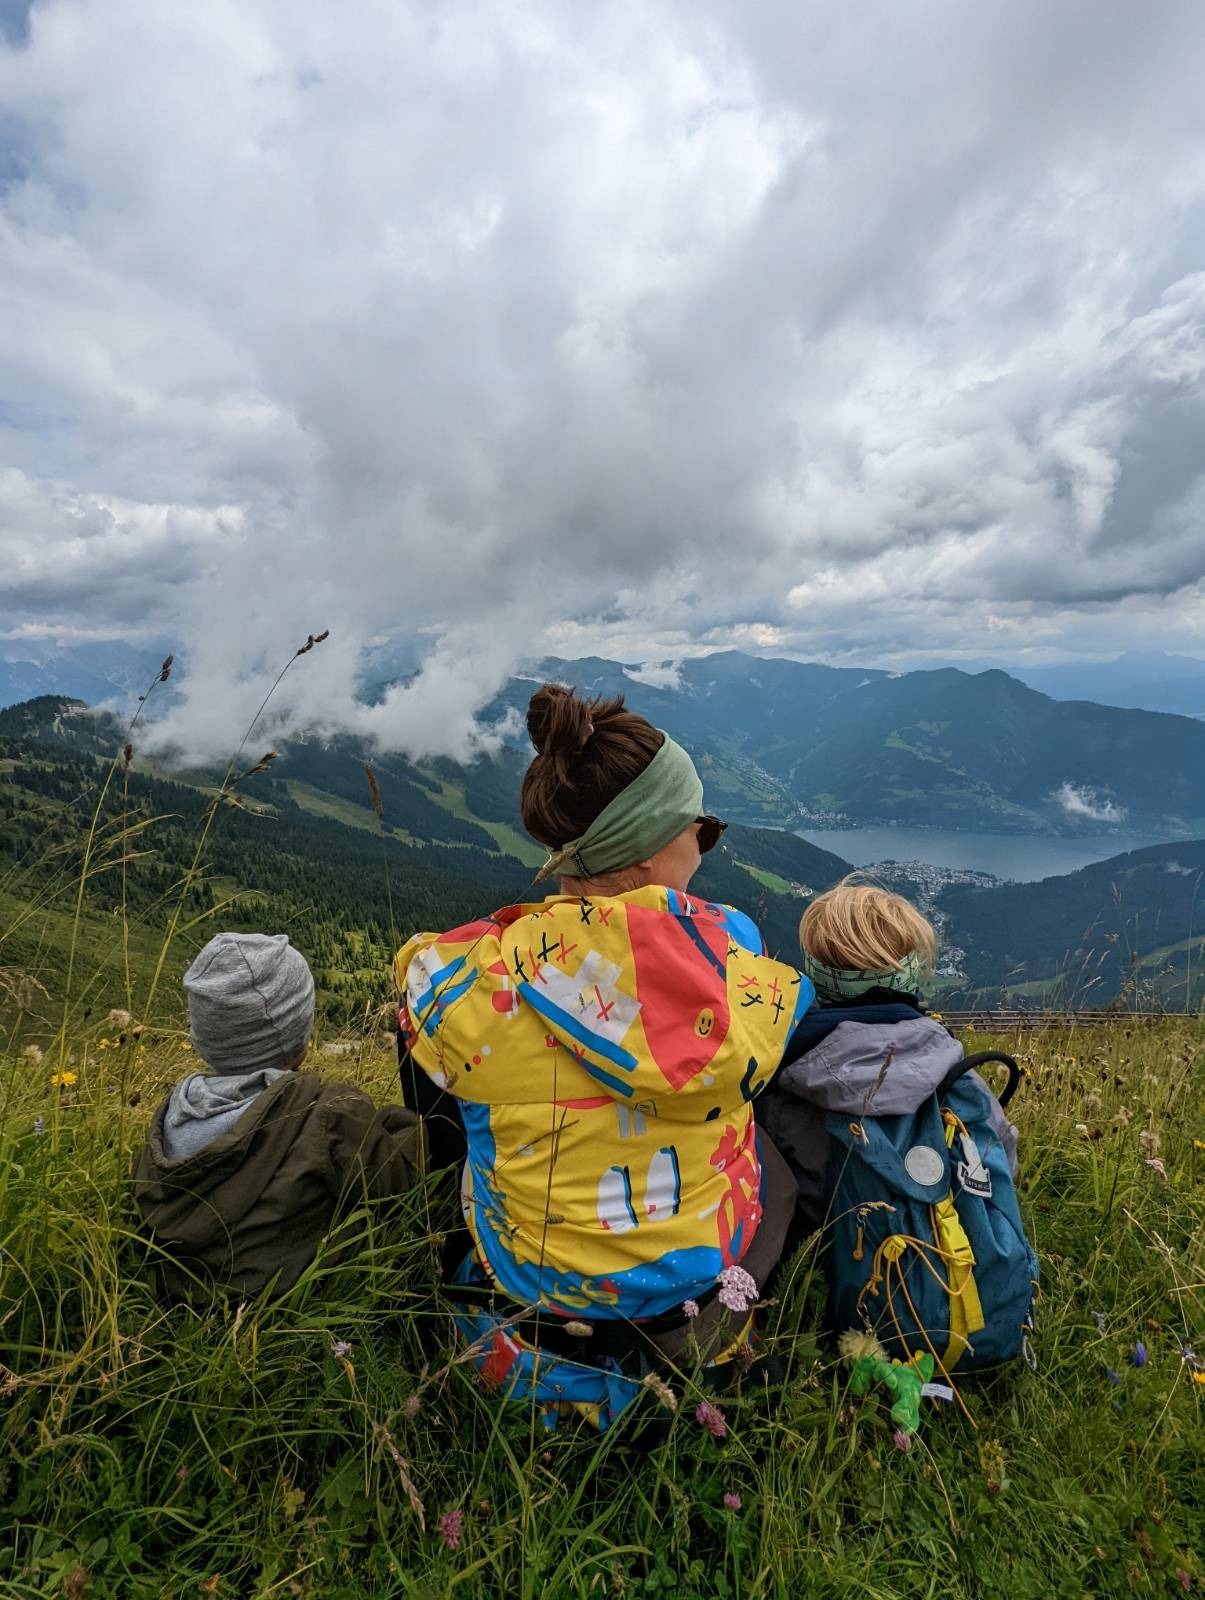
[
  {"xmin": 526, "ymin": 684, "xmax": 595, "ymax": 759},
  {"xmin": 520, "ymin": 683, "xmax": 663, "ymax": 849}
]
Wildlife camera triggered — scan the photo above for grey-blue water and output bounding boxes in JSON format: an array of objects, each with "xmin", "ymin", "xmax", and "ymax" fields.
[{"xmin": 795, "ymin": 825, "xmax": 1170, "ymax": 882}]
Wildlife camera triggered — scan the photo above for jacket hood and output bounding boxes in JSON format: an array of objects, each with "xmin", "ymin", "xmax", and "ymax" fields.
[
  {"xmin": 135, "ymin": 1071, "xmax": 327, "ymax": 1250},
  {"xmin": 773, "ymin": 1015, "xmax": 963, "ymax": 1116}
]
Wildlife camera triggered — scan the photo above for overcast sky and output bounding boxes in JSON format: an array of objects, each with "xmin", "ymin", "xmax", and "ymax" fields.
[{"xmin": 2, "ymin": 0, "xmax": 1204, "ymax": 756}]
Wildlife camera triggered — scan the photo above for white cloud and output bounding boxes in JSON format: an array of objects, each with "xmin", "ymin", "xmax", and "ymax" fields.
[
  {"xmin": 1053, "ymin": 782, "xmax": 1128, "ymax": 824},
  {"xmin": 1, "ymin": 0, "xmax": 1204, "ymax": 755},
  {"xmin": 623, "ymin": 661, "xmax": 685, "ymax": 691}
]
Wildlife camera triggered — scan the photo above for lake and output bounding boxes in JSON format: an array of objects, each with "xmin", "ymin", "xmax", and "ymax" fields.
[{"xmin": 794, "ymin": 825, "xmax": 1171, "ymax": 882}]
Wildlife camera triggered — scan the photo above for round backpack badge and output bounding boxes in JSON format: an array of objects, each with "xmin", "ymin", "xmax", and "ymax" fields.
[{"xmin": 903, "ymin": 1145, "xmax": 946, "ymax": 1187}]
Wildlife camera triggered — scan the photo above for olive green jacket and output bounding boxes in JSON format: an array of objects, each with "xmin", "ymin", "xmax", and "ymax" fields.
[{"xmin": 133, "ymin": 1071, "xmax": 424, "ymax": 1302}]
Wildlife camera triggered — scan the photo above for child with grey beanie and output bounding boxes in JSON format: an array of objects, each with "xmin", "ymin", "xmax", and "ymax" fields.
[{"xmin": 134, "ymin": 931, "xmax": 424, "ymax": 1303}]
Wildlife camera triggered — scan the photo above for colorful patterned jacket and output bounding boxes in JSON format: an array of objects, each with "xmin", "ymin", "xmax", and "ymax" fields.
[{"xmin": 394, "ymin": 886, "xmax": 813, "ymax": 1320}]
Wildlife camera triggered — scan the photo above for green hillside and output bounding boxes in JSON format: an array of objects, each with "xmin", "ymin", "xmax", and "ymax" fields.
[
  {"xmin": 0, "ymin": 699, "xmax": 851, "ymax": 1033},
  {"xmin": 938, "ymin": 840, "xmax": 1205, "ymax": 1008}
]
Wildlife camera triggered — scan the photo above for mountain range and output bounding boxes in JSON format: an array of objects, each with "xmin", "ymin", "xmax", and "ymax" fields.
[
  {"xmin": 484, "ymin": 651, "xmax": 1205, "ymax": 837},
  {"xmin": 1004, "ymin": 650, "xmax": 1205, "ymax": 719},
  {"xmin": 1, "ymin": 693, "xmax": 1200, "ymax": 1014},
  {"xmin": 4, "ymin": 641, "xmax": 1204, "ymax": 839}
]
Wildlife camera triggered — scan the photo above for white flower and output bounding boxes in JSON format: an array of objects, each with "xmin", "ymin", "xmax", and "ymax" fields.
[{"xmin": 717, "ymin": 1265, "xmax": 758, "ymax": 1314}]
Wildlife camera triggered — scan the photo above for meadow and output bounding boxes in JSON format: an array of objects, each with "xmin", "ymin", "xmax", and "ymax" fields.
[
  {"xmin": 0, "ymin": 1015, "xmax": 1201, "ymax": 1599},
  {"xmin": 0, "ymin": 662, "xmax": 1201, "ymax": 1598}
]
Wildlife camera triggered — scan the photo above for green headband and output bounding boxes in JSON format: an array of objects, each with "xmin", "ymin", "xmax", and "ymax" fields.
[
  {"xmin": 798, "ymin": 948, "xmax": 927, "ymax": 1005},
  {"xmin": 534, "ymin": 734, "xmax": 704, "ymax": 883}
]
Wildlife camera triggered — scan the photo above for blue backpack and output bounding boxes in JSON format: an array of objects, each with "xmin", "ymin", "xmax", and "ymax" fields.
[{"xmin": 823, "ymin": 1051, "xmax": 1038, "ymax": 1373}]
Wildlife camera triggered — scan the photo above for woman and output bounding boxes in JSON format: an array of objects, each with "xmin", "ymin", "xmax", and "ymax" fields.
[{"xmin": 395, "ymin": 684, "xmax": 813, "ymax": 1425}]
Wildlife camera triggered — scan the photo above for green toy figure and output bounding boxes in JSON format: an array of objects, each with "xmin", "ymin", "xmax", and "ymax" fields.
[{"xmin": 839, "ymin": 1330, "xmax": 935, "ymax": 1436}]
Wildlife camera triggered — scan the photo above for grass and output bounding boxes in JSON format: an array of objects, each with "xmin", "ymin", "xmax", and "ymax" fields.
[
  {"xmin": 737, "ymin": 862, "xmax": 793, "ymax": 896},
  {"xmin": 0, "ymin": 1019, "xmax": 1201, "ymax": 1598}
]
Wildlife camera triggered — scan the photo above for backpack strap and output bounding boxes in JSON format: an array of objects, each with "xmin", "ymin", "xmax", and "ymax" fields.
[{"xmin": 936, "ymin": 1050, "xmax": 1021, "ymax": 1110}]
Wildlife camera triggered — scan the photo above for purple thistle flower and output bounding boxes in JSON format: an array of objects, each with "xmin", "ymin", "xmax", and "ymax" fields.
[
  {"xmin": 1092, "ymin": 1311, "xmax": 1106, "ymax": 1332},
  {"xmin": 682, "ymin": 1299, "xmax": 700, "ymax": 1320},
  {"xmin": 438, "ymin": 1508, "xmax": 464, "ymax": 1550},
  {"xmin": 1176, "ymin": 1569, "xmax": 1191, "ymax": 1593},
  {"xmin": 892, "ymin": 1428, "xmax": 912, "ymax": 1452},
  {"xmin": 1106, "ymin": 1366, "xmax": 1122, "ymax": 1385},
  {"xmin": 717, "ymin": 1265, "xmax": 758, "ymax": 1315},
  {"xmin": 695, "ymin": 1400, "xmax": 728, "ymax": 1439},
  {"xmin": 1132, "ymin": 1342, "xmax": 1148, "ymax": 1368},
  {"xmin": 723, "ymin": 1491, "xmax": 742, "ymax": 1511},
  {"xmin": 402, "ymin": 1393, "xmax": 422, "ymax": 1418},
  {"xmin": 331, "ymin": 1339, "xmax": 353, "ymax": 1359}
]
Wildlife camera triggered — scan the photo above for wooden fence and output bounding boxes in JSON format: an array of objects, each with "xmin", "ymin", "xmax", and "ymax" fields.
[{"xmin": 937, "ymin": 1009, "xmax": 1199, "ymax": 1033}]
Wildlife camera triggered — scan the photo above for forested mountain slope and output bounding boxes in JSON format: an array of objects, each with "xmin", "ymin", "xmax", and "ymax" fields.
[{"xmin": 936, "ymin": 839, "xmax": 1205, "ymax": 1008}]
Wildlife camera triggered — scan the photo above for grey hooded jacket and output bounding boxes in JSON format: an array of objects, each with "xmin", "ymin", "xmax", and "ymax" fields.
[{"xmin": 757, "ymin": 1015, "xmax": 1019, "ymax": 1238}]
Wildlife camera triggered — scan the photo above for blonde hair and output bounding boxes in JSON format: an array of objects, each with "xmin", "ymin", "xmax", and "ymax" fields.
[{"xmin": 799, "ymin": 878, "xmax": 937, "ymax": 974}]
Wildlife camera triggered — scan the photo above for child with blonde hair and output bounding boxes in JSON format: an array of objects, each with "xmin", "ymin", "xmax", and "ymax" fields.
[{"xmin": 758, "ymin": 878, "xmax": 1019, "ymax": 1239}]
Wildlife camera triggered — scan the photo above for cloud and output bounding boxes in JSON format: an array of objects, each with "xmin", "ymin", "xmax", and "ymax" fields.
[
  {"xmin": 1, "ymin": 0, "xmax": 1205, "ymax": 755},
  {"xmin": 1053, "ymin": 782, "xmax": 1127, "ymax": 824},
  {"xmin": 623, "ymin": 661, "xmax": 684, "ymax": 691}
]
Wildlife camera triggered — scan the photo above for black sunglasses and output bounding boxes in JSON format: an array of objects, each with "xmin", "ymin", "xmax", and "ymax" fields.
[{"xmin": 695, "ymin": 814, "xmax": 728, "ymax": 854}]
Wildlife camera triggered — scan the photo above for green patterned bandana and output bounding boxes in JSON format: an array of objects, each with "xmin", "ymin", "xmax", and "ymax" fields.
[
  {"xmin": 798, "ymin": 947, "xmax": 927, "ymax": 1005},
  {"xmin": 534, "ymin": 734, "xmax": 704, "ymax": 883}
]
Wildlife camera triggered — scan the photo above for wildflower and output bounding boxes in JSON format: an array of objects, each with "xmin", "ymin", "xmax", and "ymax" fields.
[
  {"xmin": 1143, "ymin": 1158, "xmax": 1167, "ymax": 1178},
  {"xmin": 1092, "ymin": 1312, "xmax": 1107, "ymax": 1332},
  {"xmin": 438, "ymin": 1508, "xmax": 464, "ymax": 1551},
  {"xmin": 722, "ymin": 1491, "xmax": 742, "ymax": 1510},
  {"xmin": 1085, "ymin": 1091, "xmax": 1102, "ymax": 1115},
  {"xmin": 1073, "ymin": 1122, "xmax": 1090, "ymax": 1138},
  {"xmin": 1138, "ymin": 1128, "xmax": 1159, "ymax": 1156},
  {"xmin": 641, "ymin": 1372, "xmax": 678, "ymax": 1411},
  {"xmin": 1191, "ymin": 1371, "xmax": 1205, "ymax": 1388},
  {"xmin": 33, "ymin": 1115, "xmax": 44, "ymax": 1136},
  {"xmin": 331, "ymin": 1340, "xmax": 352, "ymax": 1359},
  {"xmin": 21, "ymin": 1044, "xmax": 43, "ymax": 1065},
  {"xmin": 1176, "ymin": 1571, "xmax": 1191, "ymax": 1593},
  {"xmin": 682, "ymin": 1299, "xmax": 700, "ymax": 1320},
  {"xmin": 717, "ymin": 1264, "xmax": 758, "ymax": 1314},
  {"xmin": 402, "ymin": 1394, "xmax": 422, "ymax": 1419},
  {"xmin": 695, "ymin": 1400, "xmax": 728, "ymax": 1439},
  {"xmin": 108, "ymin": 1008, "xmax": 132, "ymax": 1027},
  {"xmin": 891, "ymin": 1428, "xmax": 912, "ymax": 1453},
  {"xmin": 1132, "ymin": 1342, "xmax": 1148, "ymax": 1368},
  {"xmin": 1193, "ymin": 1139, "xmax": 1205, "ymax": 1152},
  {"xmin": 181, "ymin": 1041, "xmax": 192, "ymax": 1051},
  {"xmin": 50, "ymin": 1071, "xmax": 77, "ymax": 1089},
  {"xmin": 838, "ymin": 1329, "xmax": 887, "ymax": 1363},
  {"xmin": 1106, "ymin": 1367, "xmax": 1122, "ymax": 1385}
]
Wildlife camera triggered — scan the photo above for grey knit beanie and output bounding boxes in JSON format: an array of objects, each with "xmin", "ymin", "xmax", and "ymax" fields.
[{"xmin": 183, "ymin": 932, "xmax": 315, "ymax": 1075}]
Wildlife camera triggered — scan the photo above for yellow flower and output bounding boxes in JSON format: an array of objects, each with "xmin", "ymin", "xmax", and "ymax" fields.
[
  {"xmin": 1192, "ymin": 1370, "xmax": 1205, "ymax": 1387},
  {"xmin": 1194, "ymin": 1139, "xmax": 1205, "ymax": 1152},
  {"xmin": 50, "ymin": 1071, "xmax": 77, "ymax": 1089},
  {"xmin": 97, "ymin": 1040, "xmax": 109, "ymax": 1050},
  {"xmin": 181, "ymin": 1042, "xmax": 192, "ymax": 1051}
]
